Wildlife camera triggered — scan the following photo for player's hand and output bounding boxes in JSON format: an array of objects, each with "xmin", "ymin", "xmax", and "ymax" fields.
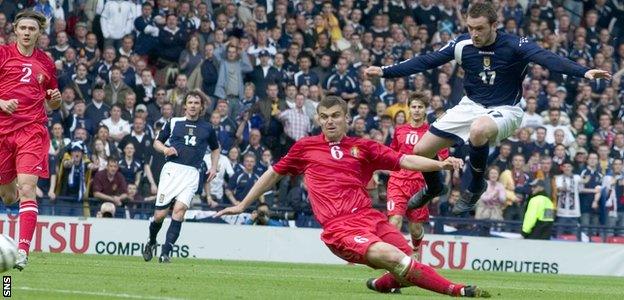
[
  {"xmin": 584, "ymin": 69, "xmax": 612, "ymax": 80},
  {"xmin": 163, "ymin": 147, "xmax": 178, "ymax": 157},
  {"xmin": 364, "ymin": 66, "xmax": 383, "ymax": 77},
  {"xmin": 46, "ymin": 89, "xmax": 62, "ymax": 110},
  {"xmin": 0, "ymin": 99, "xmax": 18, "ymax": 114},
  {"xmin": 47, "ymin": 190, "xmax": 56, "ymax": 201},
  {"xmin": 206, "ymin": 167, "xmax": 217, "ymax": 183},
  {"xmin": 213, "ymin": 204, "xmax": 245, "ymax": 218},
  {"xmin": 441, "ymin": 157, "xmax": 464, "ymax": 170}
]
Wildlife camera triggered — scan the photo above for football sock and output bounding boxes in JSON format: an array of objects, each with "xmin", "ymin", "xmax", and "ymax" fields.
[
  {"xmin": 422, "ymin": 162, "xmax": 443, "ymax": 198},
  {"xmin": 468, "ymin": 140, "xmax": 489, "ymax": 192},
  {"xmin": 161, "ymin": 219, "xmax": 182, "ymax": 257},
  {"xmin": 411, "ymin": 230, "xmax": 424, "ymax": 252},
  {"xmin": 372, "ymin": 272, "xmax": 404, "ymax": 292},
  {"xmin": 18, "ymin": 201, "xmax": 38, "ymax": 255},
  {"xmin": 149, "ymin": 220, "xmax": 163, "ymax": 245},
  {"xmin": 396, "ymin": 256, "xmax": 464, "ymax": 296}
]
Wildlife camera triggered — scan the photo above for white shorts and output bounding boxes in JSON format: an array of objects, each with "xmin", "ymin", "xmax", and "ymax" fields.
[
  {"xmin": 156, "ymin": 162, "xmax": 199, "ymax": 209},
  {"xmin": 430, "ymin": 97, "xmax": 524, "ymax": 146}
]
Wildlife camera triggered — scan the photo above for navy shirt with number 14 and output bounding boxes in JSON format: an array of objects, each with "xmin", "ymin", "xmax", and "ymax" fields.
[{"xmin": 157, "ymin": 117, "xmax": 220, "ymax": 169}]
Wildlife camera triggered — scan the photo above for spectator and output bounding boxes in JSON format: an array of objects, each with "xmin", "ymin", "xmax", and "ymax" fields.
[
  {"xmin": 197, "ymin": 43, "xmax": 220, "ymax": 98},
  {"xmin": 92, "ymin": 158, "xmax": 129, "ymax": 211},
  {"xmin": 104, "ymin": 66, "xmax": 133, "ymax": 106},
  {"xmin": 554, "ymin": 161, "xmax": 582, "ymax": 234},
  {"xmin": 385, "ymin": 89, "xmax": 410, "ymax": 120},
  {"xmin": 241, "ymin": 129, "xmax": 266, "ymax": 161},
  {"xmin": 490, "ymin": 142, "xmax": 512, "ymax": 173},
  {"xmin": 325, "ymin": 56, "xmax": 358, "ymax": 101},
  {"xmin": 135, "ymin": 69, "xmax": 157, "ymax": 105},
  {"xmin": 247, "ymin": 50, "xmax": 279, "ymax": 99},
  {"xmin": 543, "ymin": 109, "xmax": 574, "ymax": 145},
  {"xmin": 167, "ymin": 73, "xmax": 190, "ymax": 117},
  {"xmin": 520, "ymin": 97, "xmax": 543, "ymax": 129},
  {"xmin": 118, "ymin": 143, "xmax": 143, "ymax": 187},
  {"xmin": 522, "ymin": 179, "xmax": 555, "ymax": 240},
  {"xmin": 55, "ymin": 142, "xmax": 97, "ymax": 216},
  {"xmin": 203, "ymin": 151, "xmax": 235, "ymax": 206},
  {"xmin": 100, "ymin": 104, "xmax": 131, "ymax": 144},
  {"xmin": 580, "ymin": 152, "xmax": 603, "ymax": 235},
  {"xmin": 49, "ymin": 122, "xmax": 71, "ymax": 160},
  {"xmin": 476, "ymin": 166, "xmax": 507, "ymax": 221},
  {"xmin": 244, "ymin": 203, "xmax": 284, "ymax": 226},
  {"xmin": 225, "ymin": 153, "xmax": 260, "ymax": 206},
  {"xmin": 64, "ymin": 99, "xmax": 95, "ymax": 138},
  {"xmin": 278, "ymin": 93, "xmax": 310, "ymax": 150},
  {"xmin": 215, "ymin": 44, "xmax": 254, "ymax": 118},
  {"xmin": 91, "ymin": 138, "xmax": 109, "ymax": 172},
  {"xmin": 94, "ymin": 125, "xmax": 120, "ymax": 158},
  {"xmin": 120, "ymin": 91, "xmax": 137, "ymax": 121},
  {"xmin": 179, "ymin": 35, "xmax": 203, "ymax": 76},
  {"xmin": 100, "ymin": 0, "xmax": 135, "ymax": 49},
  {"xmin": 133, "ymin": 2, "xmax": 159, "ymax": 56},
  {"xmin": 85, "ymin": 85, "xmax": 111, "ymax": 126},
  {"xmin": 500, "ymin": 154, "xmax": 531, "ymax": 221}
]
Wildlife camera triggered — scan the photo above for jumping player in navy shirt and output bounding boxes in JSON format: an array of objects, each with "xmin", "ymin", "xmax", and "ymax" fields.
[
  {"xmin": 365, "ymin": 2, "xmax": 611, "ymax": 214},
  {"xmin": 143, "ymin": 91, "xmax": 220, "ymax": 263}
]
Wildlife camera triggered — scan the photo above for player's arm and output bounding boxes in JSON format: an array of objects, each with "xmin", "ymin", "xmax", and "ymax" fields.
[
  {"xmin": 153, "ymin": 121, "xmax": 177, "ymax": 156},
  {"xmin": 399, "ymin": 155, "xmax": 464, "ymax": 172},
  {"xmin": 365, "ymin": 41, "xmax": 455, "ymax": 78},
  {"xmin": 518, "ymin": 38, "xmax": 611, "ymax": 80},
  {"xmin": 215, "ymin": 167, "xmax": 284, "ymax": 217}
]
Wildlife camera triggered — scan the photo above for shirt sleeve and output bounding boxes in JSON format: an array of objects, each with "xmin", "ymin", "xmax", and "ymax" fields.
[
  {"xmin": 515, "ymin": 37, "xmax": 589, "ymax": 78},
  {"xmin": 381, "ymin": 38, "xmax": 455, "ymax": 78},
  {"xmin": 157, "ymin": 120, "xmax": 172, "ymax": 143},
  {"xmin": 365, "ymin": 140, "xmax": 404, "ymax": 171},
  {"xmin": 272, "ymin": 140, "xmax": 306, "ymax": 176}
]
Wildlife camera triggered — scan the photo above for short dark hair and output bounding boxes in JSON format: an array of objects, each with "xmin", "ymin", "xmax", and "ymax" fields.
[
  {"xmin": 317, "ymin": 95, "xmax": 348, "ymax": 115},
  {"xmin": 467, "ymin": 2, "xmax": 497, "ymax": 24},
  {"xmin": 409, "ymin": 91, "xmax": 430, "ymax": 107},
  {"xmin": 14, "ymin": 10, "xmax": 47, "ymax": 31}
]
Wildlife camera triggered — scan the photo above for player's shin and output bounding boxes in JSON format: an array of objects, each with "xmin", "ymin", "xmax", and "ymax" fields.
[
  {"xmin": 467, "ymin": 141, "xmax": 488, "ymax": 192},
  {"xmin": 149, "ymin": 220, "xmax": 164, "ymax": 245},
  {"xmin": 393, "ymin": 256, "xmax": 464, "ymax": 296},
  {"xmin": 18, "ymin": 200, "xmax": 38, "ymax": 255},
  {"xmin": 161, "ymin": 219, "xmax": 182, "ymax": 257}
]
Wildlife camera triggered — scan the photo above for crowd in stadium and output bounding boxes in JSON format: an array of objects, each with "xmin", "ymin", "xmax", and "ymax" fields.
[{"xmin": 2, "ymin": 0, "xmax": 623, "ymax": 236}]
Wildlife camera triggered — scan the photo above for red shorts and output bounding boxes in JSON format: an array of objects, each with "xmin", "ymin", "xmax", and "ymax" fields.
[
  {"xmin": 0, "ymin": 123, "xmax": 49, "ymax": 184},
  {"xmin": 386, "ymin": 177, "xmax": 429, "ymax": 223},
  {"xmin": 321, "ymin": 208, "xmax": 412, "ymax": 267}
]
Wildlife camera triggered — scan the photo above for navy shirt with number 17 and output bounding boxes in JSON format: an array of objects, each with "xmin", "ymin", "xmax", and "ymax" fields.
[
  {"xmin": 381, "ymin": 32, "xmax": 589, "ymax": 108},
  {"xmin": 157, "ymin": 117, "xmax": 220, "ymax": 169}
]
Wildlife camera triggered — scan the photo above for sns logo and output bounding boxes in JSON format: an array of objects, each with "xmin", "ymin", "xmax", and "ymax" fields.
[{"xmin": 354, "ymin": 236, "xmax": 369, "ymax": 244}]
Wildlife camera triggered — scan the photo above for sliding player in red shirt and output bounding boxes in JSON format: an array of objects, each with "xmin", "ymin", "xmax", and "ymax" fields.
[
  {"xmin": 387, "ymin": 92, "xmax": 449, "ymax": 258},
  {"xmin": 0, "ymin": 10, "xmax": 61, "ymax": 271},
  {"xmin": 216, "ymin": 96, "xmax": 489, "ymax": 297}
]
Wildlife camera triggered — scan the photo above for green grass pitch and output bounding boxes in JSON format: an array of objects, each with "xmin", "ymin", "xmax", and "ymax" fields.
[{"xmin": 3, "ymin": 253, "xmax": 624, "ymax": 299}]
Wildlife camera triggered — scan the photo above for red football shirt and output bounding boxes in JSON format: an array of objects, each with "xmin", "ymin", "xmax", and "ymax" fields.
[
  {"xmin": 0, "ymin": 43, "xmax": 57, "ymax": 134},
  {"xmin": 273, "ymin": 134, "xmax": 404, "ymax": 226},
  {"xmin": 389, "ymin": 123, "xmax": 449, "ymax": 180}
]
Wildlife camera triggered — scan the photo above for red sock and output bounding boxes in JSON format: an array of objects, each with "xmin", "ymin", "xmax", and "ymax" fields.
[
  {"xmin": 412, "ymin": 234, "xmax": 423, "ymax": 251},
  {"xmin": 403, "ymin": 259, "xmax": 464, "ymax": 296},
  {"xmin": 373, "ymin": 272, "xmax": 404, "ymax": 292},
  {"xmin": 18, "ymin": 201, "xmax": 38, "ymax": 255}
]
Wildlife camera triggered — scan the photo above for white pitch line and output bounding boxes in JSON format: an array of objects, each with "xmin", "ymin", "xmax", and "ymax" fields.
[{"xmin": 16, "ymin": 287, "xmax": 185, "ymax": 300}]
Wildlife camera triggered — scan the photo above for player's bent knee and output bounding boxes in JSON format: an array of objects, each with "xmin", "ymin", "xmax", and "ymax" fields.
[
  {"xmin": 388, "ymin": 215, "xmax": 403, "ymax": 228},
  {"xmin": 17, "ymin": 183, "xmax": 36, "ymax": 200},
  {"xmin": 469, "ymin": 119, "xmax": 497, "ymax": 142}
]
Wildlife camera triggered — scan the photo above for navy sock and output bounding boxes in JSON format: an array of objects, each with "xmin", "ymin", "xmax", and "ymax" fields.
[
  {"xmin": 468, "ymin": 141, "xmax": 489, "ymax": 192},
  {"xmin": 161, "ymin": 220, "xmax": 182, "ymax": 257},
  {"xmin": 149, "ymin": 221, "xmax": 163, "ymax": 245},
  {"xmin": 422, "ymin": 157, "xmax": 443, "ymax": 197}
]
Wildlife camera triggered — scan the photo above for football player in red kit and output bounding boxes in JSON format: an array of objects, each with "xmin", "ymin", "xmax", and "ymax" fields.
[
  {"xmin": 387, "ymin": 92, "xmax": 449, "ymax": 257},
  {"xmin": 0, "ymin": 10, "xmax": 61, "ymax": 271},
  {"xmin": 216, "ymin": 96, "xmax": 489, "ymax": 297}
]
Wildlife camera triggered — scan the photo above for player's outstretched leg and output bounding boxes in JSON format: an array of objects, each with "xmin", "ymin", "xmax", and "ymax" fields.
[
  {"xmin": 14, "ymin": 175, "xmax": 39, "ymax": 271},
  {"xmin": 144, "ymin": 209, "xmax": 167, "ymax": 262},
  {"xmin": 366, "ymin": 242, "xmax": 490, "ymax": 297}
]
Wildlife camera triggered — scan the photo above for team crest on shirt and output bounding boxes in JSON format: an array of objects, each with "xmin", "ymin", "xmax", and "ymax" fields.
[
  {"xmin": 350, "ymin": 146, "xmax": 359, "ymax": 158},
  {"xmin": 188, "ymin": 128, "xmax": 194, "ymax": 135},
  {"xmin": 483, "ymin": 56, "xmax": 491, "ymax": 70},
  {"xmin": 37, "ymin": 73, "xmax": 45, "ymax": 84}
]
